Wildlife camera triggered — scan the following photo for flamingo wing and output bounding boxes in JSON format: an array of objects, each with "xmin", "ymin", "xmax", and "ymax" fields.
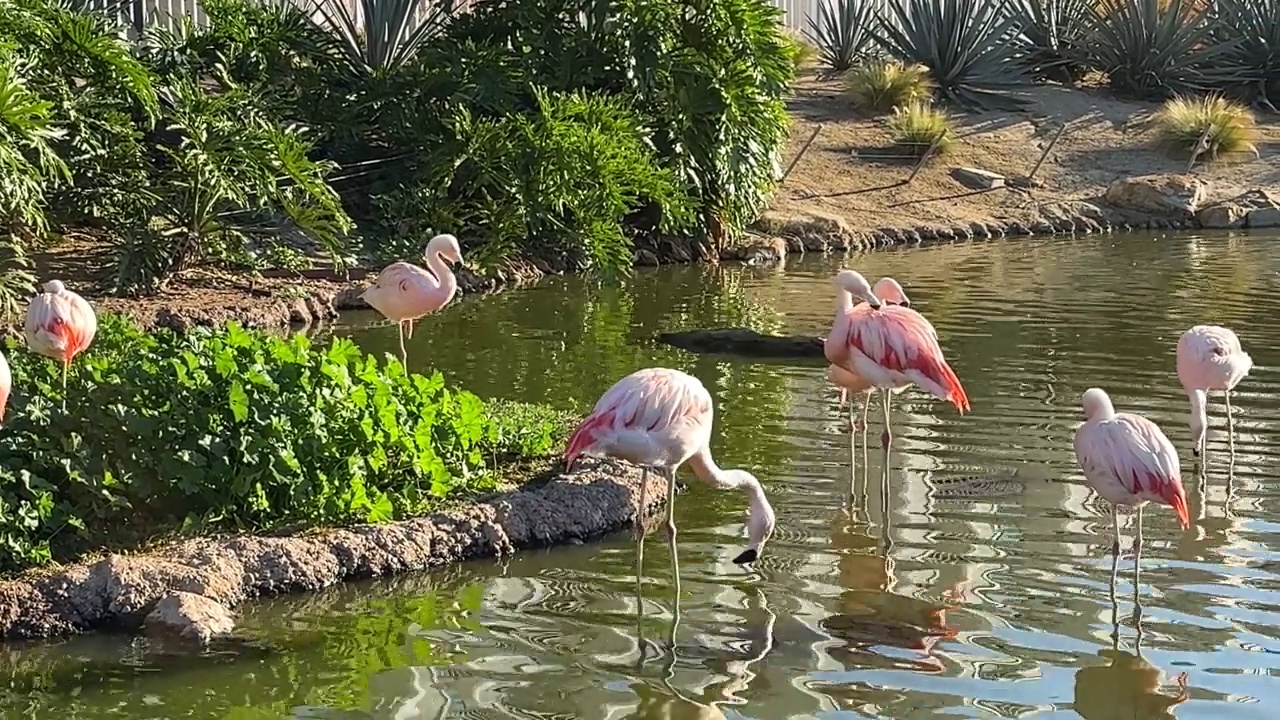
[
  {"xmin": 1073, "ymin": 414, "xmax": 1188, "ymax": 528},
  {"xmin": 1178, "ymin": 325, "xmax": 1252, "ymax": 390},
  {"xmin": 565, "ymin": 368, "xmax": 712, "ymax": 466},
  {"xmin": 845, "ymin": 305, "xmax": 969, "ymax": 412},
  {"xmin": 362, "ymin": 263, "xmax": 445, "ymax": 321}
]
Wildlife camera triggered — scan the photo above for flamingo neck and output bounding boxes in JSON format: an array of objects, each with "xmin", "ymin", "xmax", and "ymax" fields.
[
  {"xmin": 1188, "ymin": 388, "xmax": 1207, "ymax": 449},
  {"xmin": 424, "ymin": 248, "xmax": 458, "ymax": 302},
  {"xmin": 687, "ymin": 447, "xmax": 771, "ymax": 539},
  {"xmin": 835, "ymin": 288, "xmax": 854, "ymax": 314}
]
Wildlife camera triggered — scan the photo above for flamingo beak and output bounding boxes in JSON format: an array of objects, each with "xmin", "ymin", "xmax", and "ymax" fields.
[{"xmin": 900, "ymin": 299, "xmax": 911, "ymax": 309}]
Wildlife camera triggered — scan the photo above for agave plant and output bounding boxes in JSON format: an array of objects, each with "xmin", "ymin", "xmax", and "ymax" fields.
[
  {"xmin": 872, "ymin": 0, "xmax": 1029, "ymax": 109},
  {"xmin": 310, "ymin": 0, "xmax": 459, "ymax": 78},
  {"xmin": 1208, "ymin": 0, "xmax": 1280, "ymax": 110},
  {"xmin": 805, "ymin": 0, "xmax": 881, "ymax": 75},
  {"xmin": 1084, "ymin": 0, "xmax": 1227, "ymax": 99},
  {"xmin": 1010, "ymin": 0, "xmax": 1094, "ymax": 82}
]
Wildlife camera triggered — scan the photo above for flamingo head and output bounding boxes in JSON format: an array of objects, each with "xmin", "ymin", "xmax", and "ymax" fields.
[
  {"xmin": 426, "ymin": 233, "xmax": 464, "ymax": 268},
  {"xmin": 43, "ymin": 280, "xmax": 67, "ymax": 295},
  {"xmin": 873, "ymin": 277, "xmax": 910, "ymax": 308},
  {"xmin": 1081, "ymin": 388, "xmax": 1116, "ymax": 421},
  {"xmin": 728, "ymin": 469, "xmax": 776, "ymax": 565},
  {"xmin": 834, "ymin": 269, "xmax": 881, "ymax": 310}
]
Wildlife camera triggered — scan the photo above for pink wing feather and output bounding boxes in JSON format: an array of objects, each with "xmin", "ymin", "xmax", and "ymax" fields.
[
  {"xmin": 1073, "ymin": 413, "xmax": 1189, "ymax": 528},
  {"xmin": 841, "ymin": 305, "xmax": 970, "ymax": 412},
  {"xmin": 565, "ymin": 368, "xmax": 712, "ymax": 466}
]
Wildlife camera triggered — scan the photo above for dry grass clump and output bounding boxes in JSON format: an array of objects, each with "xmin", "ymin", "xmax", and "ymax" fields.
[
  {"xmin": 887, "ymin": 101, "xmax": 955, "ymax": 156},
  {"xmin": 1152, "ymin": 95, "xmax": 1257, "ymax": 161},
  {"xmin": 845, "ymin": 60, "xmax": 935, "ymax": 113}
]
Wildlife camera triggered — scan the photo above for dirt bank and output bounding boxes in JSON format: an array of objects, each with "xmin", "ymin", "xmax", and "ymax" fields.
[{"xmin": 0, "ymin": 456, "xmax": 672, "ymax": 643}]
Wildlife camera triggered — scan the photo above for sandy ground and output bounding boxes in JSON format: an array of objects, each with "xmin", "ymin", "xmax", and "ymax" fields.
[
  {"xmin": 18, "ymin": 73, "xmax": 1280, "ymax": 328},
  {"xmin": 773, "ymin": 71, "xmax": 1280, "ymax": 232}
]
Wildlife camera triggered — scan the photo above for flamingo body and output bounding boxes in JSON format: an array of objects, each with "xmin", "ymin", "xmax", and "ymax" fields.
[
  {"xmin": 1176, "ymin": 324, "xmax": 1252, "ymax": 458},
  {"xmin": 1073, "ymin": 388, "xmax": 1189, "ymax": 529},
  {"xmin": 566, "ymin": 367, "xmax": 776, "ymax": 565},
  {"xmin": 827, "ymin": 276, "xmax": 916, "ymax": 408},
  {"xmin": 24, "ymin": 280, "xmax": 97, "ymax": 367},
  {"xmin": 0, "ymin": 349, "xmax": 10, "ymax": 422},
  {"xmin": 361, "ymin": 233, "xmax": 463, "ymax": 365}
]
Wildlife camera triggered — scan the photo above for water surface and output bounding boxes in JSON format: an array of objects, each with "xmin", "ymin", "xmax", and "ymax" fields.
[{"xmin": 7, "ymin": 232, "xmax": 1280, "ymax": 719}]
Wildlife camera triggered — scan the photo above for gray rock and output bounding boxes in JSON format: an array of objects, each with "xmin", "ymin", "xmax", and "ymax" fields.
[
  {"xmin": 1104, "ymin": 175, "xmax": 1208, "ymax": 219},
  {"xmin": 144, "ymin": 592, "xmax": 235, "ymax": 646},
  {"xmin": 1198, "ymin": 189, "xmax": 1280, "ymax": 229},
  {"xmin": 951, "ymin": 167, "xmax": 1006, "ymax": 190}
]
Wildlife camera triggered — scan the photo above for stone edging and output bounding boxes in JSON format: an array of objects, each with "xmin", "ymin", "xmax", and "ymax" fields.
[{"xmin": 0, "ymin": 457, "xmax": 668, "ymax": 645}]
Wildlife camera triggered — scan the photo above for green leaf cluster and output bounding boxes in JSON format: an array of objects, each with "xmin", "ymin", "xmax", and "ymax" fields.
[{"xmin": 0, "ymin": 313, "xmax": 572, "ymax": 573}]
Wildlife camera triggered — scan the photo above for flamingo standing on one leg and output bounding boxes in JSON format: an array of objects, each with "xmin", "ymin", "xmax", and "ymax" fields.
[
  {"xmin": 361, "ymin": 233, "xmax": 464, "ymax": 367},
  {"xmin": 564, "ymin": 368, "xmax": 777, "ymax": 642},
  {"xmin": 824, "ymin": 269, "xmax": 969, "ymax": 450},
  {"xmin": 1176, "ymin": 325, "xmax": 1252, "ymax": 467},
  {"xmin": 24, "ymin": 280, "xmax": 98, "ymax": 407},
  {"xmin": 1073, "ymin": 388, "xmax": 1190, "ymax": 608},
  {"xmin": 0, "ymin": 348, "xmax": 10, "ymax": 423}
]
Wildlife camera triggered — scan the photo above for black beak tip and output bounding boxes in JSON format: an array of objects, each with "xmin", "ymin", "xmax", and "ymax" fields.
[
  {"xmin": 901, "ymin": 301, "xmax": 910, "ymax": 309},
  {"xmin": 732, "ymin": 548, "xmax": 759, "ymax": 565},
  {"xmin": 1192, "ymin": 448, "xmax": 1200, "ymax": 458},
  {"xmin": 870, "ymin": 303, "xmax": 883, "ymax": 311}
]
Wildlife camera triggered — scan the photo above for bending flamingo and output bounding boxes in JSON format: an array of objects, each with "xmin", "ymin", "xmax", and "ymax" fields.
[
  {"xmin": 0, "ymin": 348, "xmax": 10, "ymax": 423},
  {"xmin": 1176, "ymin": 324, "xmax": 1252, "ymax": 464},
  {"xmin": 25, "ymin": 280, "xmax": 98, "ymax": 404},
  {"xmin": 1073, "ymin": 388, "xmax": 1190, "ymax": 599},
  {"xmin": 564, "ymin": 368, "xmax": 777, "ymax": 614},
  {"xmin": 361, "ymin": 233, "xmax": 464, "ymax": 367},
  {"xmin": 824, "ymin": 269, "xmax": 969, "ymax": 449}
]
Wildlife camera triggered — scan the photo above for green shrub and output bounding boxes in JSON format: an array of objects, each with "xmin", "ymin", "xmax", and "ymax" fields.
[
  {"xmin": 888, "ymin": 101, "xmax": 955, "ymax": 155},
  {"xmin": 845, "ymin": 60, "xmax": 934, "ymax": 112},
  {"xmin": 873, "ymin": 0, "xmax": 1030, "ymax": 109},
  {"xmin": 0, "ymin": 313, "xmax": 571, "ymax": 573},
  {"xmin": 1084, "ymin": 0, "xmax": 1224, "ymax": 98},
  {"xmin": 369, "ymin": 88, "xmax": 698, "ymax": 272},
  {"xmin": 781, "ymin": 28, "xmax": 820, "ymax": 70},
  {"xmin": 1011, "ymin": 0, "xmax": 1094, "ymax": 82},
  {"xmin": 805, "ymin": 0, "xmax": 881, "ymax": 74},
  {"xmin": 1153, "ymin": 95, "xmax": 1257, "ymax": 160}
]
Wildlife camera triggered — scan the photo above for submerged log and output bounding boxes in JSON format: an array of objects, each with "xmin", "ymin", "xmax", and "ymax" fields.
[{"xmin": 658, "ymin": 327, "xmax": 826, "ymax": 360}]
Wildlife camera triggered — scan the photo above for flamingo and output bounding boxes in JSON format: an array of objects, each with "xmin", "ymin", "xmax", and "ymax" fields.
[
  {"xmin": 361, "ymin": 233, "xmax": 464, "ymax": 367},
  {"xmin": 24, "ymin": 280, "xmax": 98, "ymax": 405},
  {"xmin": 1176, "ymin": 324, "xmax": 1252, "ymax": 465},
  {"xmin": 828, "ymin": 276, "xmax": 917, "ymax": 435},
  {"xmin": 564, "ymin": 367, "xmax": 777, "ymax": 629},
  {"xmin": 0, "ymin": 348, "xmax": 10, "ymax": 422},
  {"xmin": 824, "ymin": 269, "xmax": 969, "ymax": 449},
  {"xmin": 1073, "ymin": 388, "xmax": 1190, "ymax": 601}
]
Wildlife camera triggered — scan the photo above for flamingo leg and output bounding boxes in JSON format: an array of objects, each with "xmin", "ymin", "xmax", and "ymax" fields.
[
  {"xmin": 1225, "ymin": 389, "xmax": 1236, "ymax": 458},
  {"xmin": 406, "ymin": 318, "xmax": 415, "ymax": 339},
  {"xmin": 636, "ymin": 466, "xmax": 649, "ymax": 659},
  {"xmin": 880, "ymin": 436, "xmax": 893, "ymax": 554},
  {"xmin": 1111, "ymin": 505, "xmax": 1121, "ymax": 558},
  {"xmin": 396, "ymin": 321, "xmax": 408, "ymax": 368},
  {"xmin": 880, "ymin": 389, "xmax": 893, "ymax": 449},
  {"xmin": 1133, "ymin": 504, "xmax": 1145, "ymax": 642},
  {"xmin": 61, "ymin": 360, "xmax": 68, "ymax": 413},
  {"xmin": 665, "ymin": 466, "xmax": 681, "ymax": 649}
]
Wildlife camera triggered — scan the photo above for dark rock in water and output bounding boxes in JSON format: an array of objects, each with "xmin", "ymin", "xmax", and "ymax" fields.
[{"xmin": 657, "ymin": 328, "xmax": 826, "ymax": 360}]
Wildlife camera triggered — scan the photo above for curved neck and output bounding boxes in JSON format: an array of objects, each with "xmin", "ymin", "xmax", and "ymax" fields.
[
  {"xmin": 688, "ymin": 447, "xmax": 766, "ymax": 504},
  {"xmin": 423, "ymin": 248, "xmax": 458, "ymax": 299},
  {"xmin": 1188, "ymin": 388, "xmax": 1207, "ymax": 447},
  {"xmin": 835, "ymin": 288, "xmax": 854, "ymax": 313}
]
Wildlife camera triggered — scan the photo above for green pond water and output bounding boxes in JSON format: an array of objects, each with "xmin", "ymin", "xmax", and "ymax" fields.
[{"xmin": 7, "ymin": 232, "xmax": 1280, "ymax": 719}]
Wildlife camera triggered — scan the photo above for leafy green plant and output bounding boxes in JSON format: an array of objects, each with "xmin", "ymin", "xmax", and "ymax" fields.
[
  {"xmin": 1208, "ymin": 0, "xmax": 1280, "ymax": 110},
  {"xmin": 1152, "ymin": 94, "xmax": 1257, "ymax": 160},
  {"xmin": 845, "ymin": 60, "xmax": 934, "ymax": 112},
  {"xmin": 0, "ymin": 313, "xmax": 571, "ymax": 573},
  {"xmin": 873, "ymin": 0, "xmax": 1030, "ymax": 109},
  {"xmin": 1084, "ymin": 0, "xmax": 1224, "ymax": 98},
  {"xmin": 312, "ymin": 0, "xmax": 458, "ymax": 79},
  {"xmin": 888, "ymin": 100, "xmax": 955, "ymax": 155},
  {"xmin": 371, "ymin": 88, "xmax": 698, "ymax": 273},
  {"xmin": 1011, "ymin": 0, "xmax": 1095, "ymax": 81},
  {"xmin": 781, "ymin": 27, "xmax": 820, "ymax": 70},
  {"xmin": 805, "ymin": 0, "xmax": 881, "ymax": 74}
]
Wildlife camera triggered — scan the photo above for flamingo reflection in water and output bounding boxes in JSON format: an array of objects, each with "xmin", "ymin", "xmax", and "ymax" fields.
[{"xmin": 564, "ymin": 367, "xmax": 777, "ymax": 649}]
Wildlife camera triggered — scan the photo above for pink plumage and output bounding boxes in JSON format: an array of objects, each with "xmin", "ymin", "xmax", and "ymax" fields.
[
  {"xmin": 1073, "ymin": 388, "xmax": 1190, "ymax": 530},
  {"xmin": 1176, "ymin": 324, "xmax": 1252, "ymax": 458},
  {"xmin": 361, "ymin": 233, "xmax": 464, "ymax": 366},
  {"xmin": 565, "ymin": 367, "xmax": 776, "ymax": 565},
  {"xmin": 24, "ymin": 280, "xmax": 97, "ymax": 368},
  {"xmin": 825, "ymin": 270, "xmax": 969, "ymax": 414},
  {"xmin": 0, "ymin": 349, "xmax": 10, "ymax": 422},
  {"xmin": 828, "ymin": 276, "xmax": 916, "ymax": 408}
]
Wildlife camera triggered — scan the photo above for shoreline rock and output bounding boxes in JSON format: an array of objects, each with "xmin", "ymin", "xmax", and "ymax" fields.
[{"xmin": 0, "ymin": 456, "xmax": 668, "ymax": 644}]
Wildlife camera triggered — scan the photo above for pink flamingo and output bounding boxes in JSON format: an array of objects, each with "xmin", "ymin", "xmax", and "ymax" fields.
[
  {"xmin": 0, "ymin": 348, "xmax": 10, "ymax": 423},
  {"xmin": 564, "ymin": 367, "xmax": 777, "ymax": 610},
  {"xmin": 1073, "ymin": 388, "xmax": 1190, "ymax": 599},
  {"xmin": 1176, "ymin": 324, "xmax": 1252, "ymax": 464},
  {"xmin": 361, "ymin": 233, "xmax": 464, "ymax": 367},
  {"xmin": 828, "ymin": 276, "xmax": 918, "ymax": 435},
  {"xmin": 824, "ymin": 269, "xmax": 969, "ymax": 449},
  {"xmin": 25, "ymin": 280, "xmax": 98, "ymax": 404}
]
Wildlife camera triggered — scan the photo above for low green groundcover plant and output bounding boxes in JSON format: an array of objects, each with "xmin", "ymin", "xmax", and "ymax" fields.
[{"xmin": 0, "ymin": 314, "xmax": 573, "ymax": 573}]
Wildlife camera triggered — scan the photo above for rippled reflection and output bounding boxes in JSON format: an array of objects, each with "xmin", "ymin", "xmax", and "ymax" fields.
[{"xmin": 5, "ymin": 233, "xmax": 1280, "ymax": 719}]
